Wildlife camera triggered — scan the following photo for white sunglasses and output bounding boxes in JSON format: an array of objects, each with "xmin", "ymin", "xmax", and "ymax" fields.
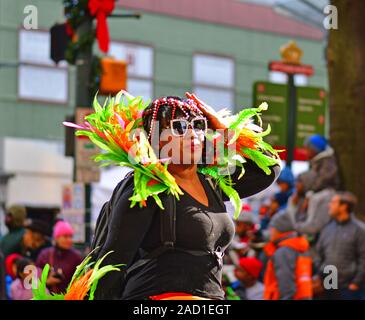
[{"xmin": 168, "ymin": 117, "xmax": 208, "ymax": 137}]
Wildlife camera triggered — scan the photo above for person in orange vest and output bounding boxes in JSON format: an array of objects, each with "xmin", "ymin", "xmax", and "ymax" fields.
[{"xmin": 263, "ymin": 212, "xmax": 313, "ymax": 300}]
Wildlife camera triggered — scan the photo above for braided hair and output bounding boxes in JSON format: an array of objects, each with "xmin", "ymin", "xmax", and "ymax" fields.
[{"xmin": 142, "ymin": 96, "xmax": 205, "ymax": 142}]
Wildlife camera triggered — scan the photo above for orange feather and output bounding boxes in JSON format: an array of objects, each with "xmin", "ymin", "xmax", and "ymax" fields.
[{"xmin": 64, "ymin": 269, "xmax": 93, "ymax": 300}]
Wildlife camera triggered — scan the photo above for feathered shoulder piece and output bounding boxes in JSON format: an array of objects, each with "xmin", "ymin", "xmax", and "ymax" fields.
[
  {"xmin": 32, "ymin": 251, "xmax": 122, "ymax": 300},
  {"xmin": 64, "ymin": 91, "xmax": 280, "ymax": 218},
  {"xmin": 198, "ymin": 101, "xmax": 281, "ymax": 218},
  {"xmin": 64, "ymin": 91, "xmax": 183, "ymax": 210}
]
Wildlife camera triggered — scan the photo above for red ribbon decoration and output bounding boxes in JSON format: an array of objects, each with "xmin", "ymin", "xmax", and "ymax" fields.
[
  {"xmin": 65, "ymin": 20, "xmax": 75, "ymax": 38},
  {"xmin": 88, "ymin": 0, "xmax": 115, "ymax": 53}
]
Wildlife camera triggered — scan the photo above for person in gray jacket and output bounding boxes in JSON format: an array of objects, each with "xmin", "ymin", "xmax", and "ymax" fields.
[
  {"xmin": 286, "ymin": 171, "xmax": 334, "ymax": 249},
  {"xmin": 287, "ymin": 171, "xmax": 316, "ymax": 223},
  {"xmin": 287, "ymin": 134, "xmax": 341, "ymax": 240},
  {"xmin": 303, "ymin": 134, "xmax": 340, "ymax": 192},
  {"xmin": 291, "ymin": 188, "xmax": 335, "ymax": 238},
  {"xmin": 315, "ymin": 192, "xmax": 365, "ymax": 300}
]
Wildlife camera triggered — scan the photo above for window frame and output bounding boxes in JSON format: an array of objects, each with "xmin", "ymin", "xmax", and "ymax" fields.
[
  {"xmin": 108, "ymin": 39, "xmax": 155, "ymax": 100},
  {"xmin": 192, "ymin": 52, "xmax": 236, "ymax": 110},
  {"xmin": 17, "ymin": 27, "xmax": 69, "ymax": 105}
]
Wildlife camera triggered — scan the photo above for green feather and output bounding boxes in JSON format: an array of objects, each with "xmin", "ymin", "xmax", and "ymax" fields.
[
  {"xmin": 32, "ymin": 264, "xmax": 65, "ymax": 300},
  {"xmin": 242, "ymin": 148, "xmax": 279, "ymax": 175},
  {"xmin": 87, "ymin": 251, "xmax": 124, "ymax": 300},
  {"xmin": 218, "ymin": 178, "xmax": 241, "ymax": 219}
]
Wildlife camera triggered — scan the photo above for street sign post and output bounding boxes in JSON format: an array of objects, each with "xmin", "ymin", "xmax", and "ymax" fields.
[
  {"xmin": 265, "ymin": 41, "xmax": 319, "ymax": 167},
  {"xmin": 253, "ymin": 81, "xmax": 288, "ymax": 148},
  {"xmin": 268, "ymin": 61, "xmax": 314, "ymax": 76},
  {"xmin": 295, "ymin": 86, "xmax": 327, "ymax": 159},
  {"xmin": 75, "ymin": 108, "xmax": 100, "ymax": 184},
  {"xmin": 253, "ymin": 81, "xmax": 327, "ymax": 161}
]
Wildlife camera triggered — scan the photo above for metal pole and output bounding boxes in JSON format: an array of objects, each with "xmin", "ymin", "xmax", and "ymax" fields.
[
  {"xmin": 72, "ymin": 12, "xmax": 142, "ymax": 247},
  {"xmin": 75, "ymin": 17, "xmax": 93, "ymax": 247},
  {"xmin": 75, "ymin": 18, "xmax": 93, "ymax": 108},
  {"xmin": 286, "ymin": 74, "xmax": 297, "ymax": 168}
]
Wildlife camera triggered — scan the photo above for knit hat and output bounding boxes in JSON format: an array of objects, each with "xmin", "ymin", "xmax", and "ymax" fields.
[
  {"xmin": 273, "ymin": 191, "xmax": 293, "ymax": 208},
  {"xmin": 236, "ymin": 204, "xmax": 258, "ymax": 224},
  {"xmin": 269, "ymin": 212, "xmax": 294, "ymax": 233},
  {"xmin": 277, "ymin": 166, "xmax": 294, "ymax": 188},
  {"xmin": 6, "ymin": 205, "xmax": 26, "ymax": 228},
  {"xmin": 53, "ymin": 220, "xmax": 74, "ymax": 239},
  {"xmin": 304, "ymin": 134, "xmax": 328, "ymax": 154},
  {"xmin": 239, "ymin": 257, "xmax": 263, "ymax": 279},
  {"xmin": 5, "ymin": 253, "xmax": 22, "ymax": 279}
]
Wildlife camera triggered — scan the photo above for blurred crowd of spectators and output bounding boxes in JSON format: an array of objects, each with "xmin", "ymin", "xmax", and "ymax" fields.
[
  {"xmin": 0, "ymin": 208, "xmax": 82, "ymax": 300},
  {"xmin": 1, "ymin": 135, "xmax": 364, "ymax": 300},
  {"xmin": 222, "ymin": 135, "xmax": 365, "ymax": 300}
]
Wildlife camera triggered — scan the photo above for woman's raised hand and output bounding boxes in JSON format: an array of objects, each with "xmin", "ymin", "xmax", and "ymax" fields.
[{"xmin": 185, "ymin": 92, "xmax": 226, "ymax": 130}]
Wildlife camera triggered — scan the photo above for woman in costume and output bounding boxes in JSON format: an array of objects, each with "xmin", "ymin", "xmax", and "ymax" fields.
[{"xmin": 63, "ymin": 91, "xmax": 281, "ymax": 300}]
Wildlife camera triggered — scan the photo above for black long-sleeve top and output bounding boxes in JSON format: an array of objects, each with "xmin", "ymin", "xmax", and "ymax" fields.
[{"xmin": 94, "ymin": 160, "xmax": 280, "ymax": 300}]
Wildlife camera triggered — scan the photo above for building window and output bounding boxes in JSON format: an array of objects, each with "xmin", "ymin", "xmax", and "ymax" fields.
[
  {"xmin": 193, "ymin": 54, "xmax": 235, "ymax": 111},
  {"xmin": 108, "ymin": 42, "xmax": 154, "ymax": 100},
  {"xmin": 18, "ymin": 29, "xmax": 68, "ymax": 104}
]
